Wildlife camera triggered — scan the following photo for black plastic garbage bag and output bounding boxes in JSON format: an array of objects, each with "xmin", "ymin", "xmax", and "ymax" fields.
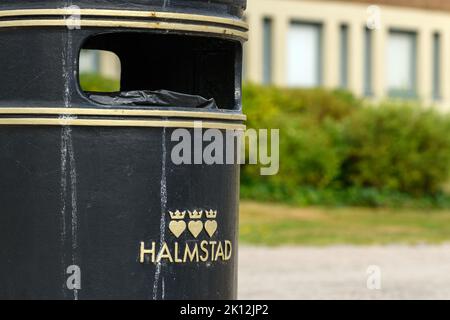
[{"xmin": 87, "ymin": 90, "xmax": 218, "ymax": 109}]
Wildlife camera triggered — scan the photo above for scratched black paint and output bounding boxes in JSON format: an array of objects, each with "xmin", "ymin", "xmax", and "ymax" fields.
[{"xmin": 0, "ymin": 0, "xmax": 246, "ymax": 300}]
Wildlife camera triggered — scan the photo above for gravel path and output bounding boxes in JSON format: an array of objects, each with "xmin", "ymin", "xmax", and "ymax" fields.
[{"xmin": 238, "ymin": 245, "xmax": 450, "ymax": 300}]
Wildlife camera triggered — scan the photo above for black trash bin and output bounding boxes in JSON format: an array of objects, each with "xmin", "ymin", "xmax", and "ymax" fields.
[{"xmin": 0, "ymin": 0, "xmax": 247, "ymax": 300}]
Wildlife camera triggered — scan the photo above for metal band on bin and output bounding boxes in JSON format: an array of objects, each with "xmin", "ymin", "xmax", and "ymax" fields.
[
  {"xmin": 0, "ymin": 8, "xmax": 249, "ymax": 41},
  {"xmin": 0, "ymin": 107, "xmax": 246, "ymax": 130}
]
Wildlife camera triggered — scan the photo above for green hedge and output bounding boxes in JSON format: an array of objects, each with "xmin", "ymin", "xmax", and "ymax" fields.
[
  {"xmin": 80, "ymin": 73, "xmax": 120, "ymax": 92},
  {"xmin": 242, "ymin": 84, "xmax": 450, "ymax": 208}
]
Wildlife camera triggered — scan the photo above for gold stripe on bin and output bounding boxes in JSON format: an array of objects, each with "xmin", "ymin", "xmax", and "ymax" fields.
[
  {"xmin": 0, "ymin": 8, "xmax": 248, "ymax": 29},
  {"xmin": 0, "ymin": 19, "xmax": 247, "ymax": 40},
  {"xmin": 0, "ymin": 118, "xmax": 246, "ymax": 130},
  {"xmin": 0, "ymin": 108, "xmax": 246, "ymax": 121},
  {"xmin": 0, "ymin": 9, "xmax": 248, "ymax": 40}
]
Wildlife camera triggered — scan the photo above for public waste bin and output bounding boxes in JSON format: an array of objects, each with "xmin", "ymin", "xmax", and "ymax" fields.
[{"xmin": 0, "ymin": 0, "xmax": 247, "ymax": 300}]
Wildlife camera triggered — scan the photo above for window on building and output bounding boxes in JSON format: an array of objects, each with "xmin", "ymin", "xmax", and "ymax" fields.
[
  {"xmin": 262, "ymin": 17, "xmax": 273, "ymax": 85},
  {"xmin": 386, "ymin": 30, "xmax": 417, "ymax": 98},
  {"xmin": 364, "ymin": 27, "xmax": 373, "ymax": 96},
  {"xmin": 433, "ymin": 32, "xmax": 441, "ymax": 100},
  {"xmin": 340, "ymin": 24, "xmax": 349, "ymax": 89},
  {"xmin": 287, "ymin": 22, "xmax": 322, "ymax": 87},
  {"xmin": 79, "ymin": 49, "xmax": 101, "ymax": 74}
]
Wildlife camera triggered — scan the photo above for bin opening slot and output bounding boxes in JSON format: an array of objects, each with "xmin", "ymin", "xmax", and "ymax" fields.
[{"xmin": 80, "ymin": 32, "xmax": 239, "ymax": 110}]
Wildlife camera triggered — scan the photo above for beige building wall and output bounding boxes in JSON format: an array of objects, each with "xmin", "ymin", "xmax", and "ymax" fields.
[
  {"xmin": 99, "ymin": 51, "xmax": 121, "ymax": 80},
  {"xmin": 244, "ymin": 0, "xmax": 450, "ymax": 111}
]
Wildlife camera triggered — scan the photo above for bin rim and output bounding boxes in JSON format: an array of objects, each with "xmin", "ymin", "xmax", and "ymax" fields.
[{"xmin": 0, "ymin": 8, "xmax": 249, "ymax": 41}]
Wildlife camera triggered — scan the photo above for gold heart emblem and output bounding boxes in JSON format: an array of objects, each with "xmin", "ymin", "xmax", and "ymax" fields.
[
  {"xmin": 188, "ymin": 221, "xmax": 204, "ymax": 238},
  {"xmin": 169, "ymin": 220, "xmax": 187, "ymax": 238},
  {"xmin": 205, "ymin": 220, "xmax": 218, "ymax": 238}
]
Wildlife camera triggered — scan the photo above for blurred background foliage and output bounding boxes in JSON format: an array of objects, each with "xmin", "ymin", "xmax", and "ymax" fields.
[
  {"xmin": 242, "ymin": 84, "xmax": 450, "ymax": 208},
  {"xmin": 79, "ymin": 73, "xmax": 120, "ymax": 92}
]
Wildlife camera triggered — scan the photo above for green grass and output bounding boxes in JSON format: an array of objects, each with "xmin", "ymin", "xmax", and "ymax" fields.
[
  {"xmin": 80, "ymin": 73, "xmax": 120, "ymax": 92},
  {"xmin": 239, "ymin": 201, "xmax": 450, "ymax": 246}
]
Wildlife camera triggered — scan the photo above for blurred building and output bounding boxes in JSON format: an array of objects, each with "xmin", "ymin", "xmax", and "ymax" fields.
[
  {"xmin": 244, "ymin": 0, "xmax": 450, "ymax": 110},
  {"xmin": 80, "ymin": 49, "xmax": 121, "ymax": 80}
]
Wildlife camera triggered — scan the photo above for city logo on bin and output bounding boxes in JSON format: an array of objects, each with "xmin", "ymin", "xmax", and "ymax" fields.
[
  {"xmin": 139, "ymin": 209, "xmax": 232, "ymax": 264},
  {"xmin": 167, "ymin": 210, "xmax": 218, "ymax": 239}
]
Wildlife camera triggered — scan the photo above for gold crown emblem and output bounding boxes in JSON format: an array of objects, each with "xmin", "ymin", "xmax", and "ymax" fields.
[
  {"xmin": 169, "ymin": 210, "xmax": 186, "ymax": 220},
  {"xmin": 188, "ymin": 210, "xmax": 203, "ymax": 219},
  {"xmin": 206, "ymin": 210, "xmax": 217, "ymax": 219}
]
